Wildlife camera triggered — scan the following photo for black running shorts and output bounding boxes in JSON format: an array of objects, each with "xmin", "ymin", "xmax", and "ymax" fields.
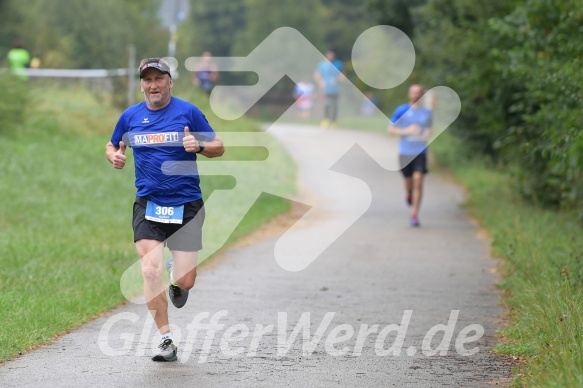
[
  {"xmin": 399, "ymin": 153, "xmax": 428, "ymax": 178},
  {"xmin": 132, "ymin": 196, "xmax": 205, "ymax": 251}
]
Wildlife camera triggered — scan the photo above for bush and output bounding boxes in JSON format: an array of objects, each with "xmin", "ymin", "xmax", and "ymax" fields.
[
  {"xmin": 413, "ymin": 0, "xmax": 583, "ymax": 221},
  {"xmin": 489, "ymin": 1, "xmax": 583, "ymax": 218}
]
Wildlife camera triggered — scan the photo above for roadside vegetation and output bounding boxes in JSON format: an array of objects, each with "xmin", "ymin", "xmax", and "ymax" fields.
[{"xmin": 432, "ymin": 133, "xmax": 583, "ymax": 387}]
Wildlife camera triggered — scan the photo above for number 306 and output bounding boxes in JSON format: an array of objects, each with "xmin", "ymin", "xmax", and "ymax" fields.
[{"xmin": 155, "ymin": 206, "xmax": 174, "ymax": 216}]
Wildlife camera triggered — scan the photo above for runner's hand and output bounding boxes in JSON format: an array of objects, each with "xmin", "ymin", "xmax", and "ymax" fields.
[
  {"xmin": 404, "ymin": 124, "xmax": 421, "ymax": 135},
  {"xmin": 422, "ymin": 130, "xmax": 431, "ymax": 142},
  {"xmin": 183, "ymin": 126, "xmax": 200, "ymax": 153},
  {"xmin": 113, "ymin": 141, "xmax": 126, "ymax": 169}
]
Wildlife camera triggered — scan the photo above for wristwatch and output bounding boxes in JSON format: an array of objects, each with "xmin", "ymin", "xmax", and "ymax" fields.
[{"xmin": 196, "ymin": 140, "xmax": 205, "ymax": 154}]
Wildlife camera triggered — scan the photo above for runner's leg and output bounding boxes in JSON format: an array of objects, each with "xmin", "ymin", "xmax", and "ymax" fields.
[
  {"xmin": 169, "ymin": 250, "xmax": 198, "ymax": 290},
  {"xmin": 330, "ymin": 94, "xmax": 339, "ymax": 123},
  {"xmin": 411, "ymin": 171, "xmax": 424, "ymax": 217},
  {"xmin": 136, "ymin": 239, "xmax": 169, "ymax": 334}
]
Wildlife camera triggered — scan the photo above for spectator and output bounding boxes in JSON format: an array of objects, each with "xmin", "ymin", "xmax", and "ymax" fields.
[
  {"xmin": 293, "ymin": 80, "xmax": 315, "ymax": 120},
  {"xmin": 7, "ymin": 40, "xmax": 31, "ymax": 81}
]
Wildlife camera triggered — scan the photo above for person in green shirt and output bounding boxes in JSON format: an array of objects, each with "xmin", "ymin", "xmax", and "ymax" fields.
[{"xmin": 7, "ymin": 40, "xmax": 31, "ymax": 81}]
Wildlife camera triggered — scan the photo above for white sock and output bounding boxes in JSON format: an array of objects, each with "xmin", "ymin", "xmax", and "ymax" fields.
[
  {"xmin": 169, "ymin": 270, "xmax": 177, "ymax": 286},
  {"xmin": 161, "ymin": 332, "xmax": 174, "ymax": 342}
]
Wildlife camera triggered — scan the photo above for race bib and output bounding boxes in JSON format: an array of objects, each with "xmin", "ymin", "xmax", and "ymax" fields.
[{"xmin": 145, "ymin": 200, "xmax": 184, "ymax": 224}]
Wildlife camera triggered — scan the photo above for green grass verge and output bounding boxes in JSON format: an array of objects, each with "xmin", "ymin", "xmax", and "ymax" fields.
[
  {"xmin": 0, "ymin": 80, "xmax": 295, "ymax": 362},
  {"xmin": 431, "ymin": 132, "xmax": 583, "ymax": 387}
]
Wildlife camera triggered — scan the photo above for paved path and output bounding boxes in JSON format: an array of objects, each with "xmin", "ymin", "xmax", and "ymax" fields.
[{"xmin": 1, "ymin": 124, "xmax": 513, "ymax": 387}]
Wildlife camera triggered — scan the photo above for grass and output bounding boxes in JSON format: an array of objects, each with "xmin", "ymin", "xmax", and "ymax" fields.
[
  {"xmin": 0, "ymin": 79, "xmax": 295, "ymax": 362},
  {"xmin": 431, "ymin": 132, "xmax": 583, "ymax": 387}
]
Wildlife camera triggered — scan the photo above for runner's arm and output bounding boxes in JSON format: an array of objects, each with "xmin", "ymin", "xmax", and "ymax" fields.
[
  {"xmin": 313, "ymin": 70, "xmax": 324, "ymax": 89},
  {"xmin": 197, "ymin": 135, "xmax": 224, "ymax": 158},
  {"xmin": 387, "ymin": 124, "xmax": 418, "ymax": 137},
  {"xmin": 210, "ymin": 64, "xmax": 219, "ymax": 82},
  {"xmin": 422, "ymin": 126, "xmax": 433, "ymax": 142}
]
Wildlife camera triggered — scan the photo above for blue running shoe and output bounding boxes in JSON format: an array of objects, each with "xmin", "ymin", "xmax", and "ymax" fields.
[{"xmin": 410, "ymin": 215, "xmax": 420, "ymax": 227}]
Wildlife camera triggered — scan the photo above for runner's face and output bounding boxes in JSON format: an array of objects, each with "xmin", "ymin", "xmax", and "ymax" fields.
[
  {"xmin": 408, "ymin": 85, "xmax": 424, "ymax": 104},
  {"xmin": 141, "ymin": 69, "xmax": 173, "ymax": 109}
]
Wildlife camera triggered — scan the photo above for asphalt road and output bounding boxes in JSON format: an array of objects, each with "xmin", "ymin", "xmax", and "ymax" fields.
[{"xmin": 0, "ymin": 124, "xmax": 513, "ymax": 387}]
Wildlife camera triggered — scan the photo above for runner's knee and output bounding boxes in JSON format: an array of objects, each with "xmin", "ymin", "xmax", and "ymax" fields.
[
  {"xmin": 175, "ymin": 270, "xmax": 196, "ymax": 290},
  {"xmin": 141, "ymin": 262, "xmax": 164, "ymax": 283}
]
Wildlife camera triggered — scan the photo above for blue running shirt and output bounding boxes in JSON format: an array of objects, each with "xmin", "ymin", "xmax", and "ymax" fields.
[
  {"xmin": 390, "ymin": 103, "xmax": 432, "ymax": 156},
  {"xmin": 316, "ymin": 60, "xmax": 343, "ymax": 95},
  {"xmin": 111, "ymin": 97, "xmax": 216, "ymax": 206}
]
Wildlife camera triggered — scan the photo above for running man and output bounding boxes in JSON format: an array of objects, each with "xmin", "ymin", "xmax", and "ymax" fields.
[
  {"xmin": 106, "ymin": 57, "xmax": 224, "ymax": 361},
  {"xmin": 314, "ymin": 50, "xmax": 344, "ymax": 128},
  {"xmin": 388, "ymin": 84, "xmax": 432, "ymax": 227},
  {"xmin": 192, "ymin": 51, "xmax": 219, "ymax": 96}
]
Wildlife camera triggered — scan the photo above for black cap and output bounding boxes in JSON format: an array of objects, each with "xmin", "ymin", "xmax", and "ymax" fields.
[{"xmin": 139, "ymin": 59, "xmax": 171, "ymax": 78}]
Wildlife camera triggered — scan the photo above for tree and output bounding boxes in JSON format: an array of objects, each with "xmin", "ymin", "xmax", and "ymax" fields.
[
  {"xmin": 413, "ymin": 0, "xmax": 521, "ymax": 157},
  {"xmin": 179, "ymin": 0, "xmax": 247, "ymax": 58},
  {"xmin": 365, "ymin": 0, "xmax": 426, "ymax": 38},
  {"xmin": 488, "ymin": 0, "xmax": 583, "ymax": 211},
  {"xmin": 1, "ymin": 0, "xmax": 167, "ymax": 69},
  {"xmin": 233, "ymin": 0, "xmax": 324, "ymax": 57},
  {"xmin": 412, "ymin": 0, "xmax": 583, "ymax": 216}
]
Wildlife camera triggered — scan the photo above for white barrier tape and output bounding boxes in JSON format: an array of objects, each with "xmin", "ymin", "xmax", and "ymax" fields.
[{"xmin": 0, "ymin": 68, "xmax": 131, "ymax": 78}]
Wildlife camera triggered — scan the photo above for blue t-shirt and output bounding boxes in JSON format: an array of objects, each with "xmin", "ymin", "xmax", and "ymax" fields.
[
  {"xmin": 111, "ymin": 97, "xmax": 216, "ymax": 206},
  {"xmin": 196, "ymin": 68, "xmax": 214, "ymax": 91},
  {"xmin": 316, "ymin": 59, "xmax": 343, "ymax": 95},
  {"xmin": 390, "ymin": 103, "xmax": 432, "ymax": 156}
]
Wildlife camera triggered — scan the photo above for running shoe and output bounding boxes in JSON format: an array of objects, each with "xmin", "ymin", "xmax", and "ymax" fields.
[
  {"xmin": 152, "ymin": 338, "xmax": 177, "ymax": 362},
  {"xmin": 406, "ymin": 190, "xmax": 412, "ymax": 206},
  {"xmin": 410, "ymin": 215, "xmax": 420, "ymax": 227},
  {"xmin": 166, "ymin": 257, "xmax": 189, "ymax": 308}
]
